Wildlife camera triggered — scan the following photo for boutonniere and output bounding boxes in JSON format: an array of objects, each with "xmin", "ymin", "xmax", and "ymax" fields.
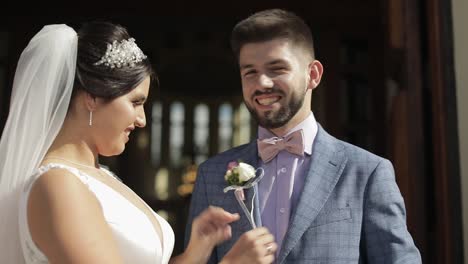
[
  {"xmin": 224, "ymin": 161, "xmax": 256, "ymax": 186},
  {"xmin": 223, "ymin": 160, "xmax": 264, "ymax": 229}
]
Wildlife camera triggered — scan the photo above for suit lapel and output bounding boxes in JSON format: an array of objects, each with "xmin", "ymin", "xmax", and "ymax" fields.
[{"xmin": 278, "ymin": 125, "xmax": 348, "ymax": 264}]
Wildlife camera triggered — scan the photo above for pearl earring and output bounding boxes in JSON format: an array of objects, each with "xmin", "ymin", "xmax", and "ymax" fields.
[{"xmin": 89, "ymin": 111, "xmax": 93, "ymax": 126}]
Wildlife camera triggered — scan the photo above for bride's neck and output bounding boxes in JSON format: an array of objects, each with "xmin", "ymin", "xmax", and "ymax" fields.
[{"xmin": 45, "ymin": 118, "xmax": 98, "ymax": 167}]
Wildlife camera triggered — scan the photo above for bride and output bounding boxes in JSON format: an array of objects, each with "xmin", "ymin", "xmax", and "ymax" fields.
[{"xmin": 0, "ymin": 22, "xmax": 276, "ymax": 263}]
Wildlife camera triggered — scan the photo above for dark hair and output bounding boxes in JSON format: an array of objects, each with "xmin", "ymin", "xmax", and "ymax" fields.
[
  {"xmin": 74, "ymin": 21, "xmax": 155, "ymax": 100},
  {"xmin": 231, "ymin": 9, "xmax": 315, "ymax": 59}
]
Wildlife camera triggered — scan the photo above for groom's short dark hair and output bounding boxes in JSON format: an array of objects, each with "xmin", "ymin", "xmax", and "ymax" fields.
[{"xmin": 230, "ymin": 9, "xmax": 315, "ymax": 59}]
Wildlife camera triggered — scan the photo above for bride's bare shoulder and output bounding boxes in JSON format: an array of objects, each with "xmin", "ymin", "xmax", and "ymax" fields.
[
  {"xmin": 29, "ymin": 167, "xmax": 91, "ymax": 203},
  {"xmin": 27, "ymin": 167, "xmax": 124, "ymax": 263},
  {"xmin": 27, "ymin": 167, "xmax": 99, "ymax": 231}
]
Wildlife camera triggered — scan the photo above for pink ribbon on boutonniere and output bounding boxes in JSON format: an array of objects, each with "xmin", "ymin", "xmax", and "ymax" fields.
[{"xmin": 235, "ymin": 188, "xmax": 245, "ymax": 201}]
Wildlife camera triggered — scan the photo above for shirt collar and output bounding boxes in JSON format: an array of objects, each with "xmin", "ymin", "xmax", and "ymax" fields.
[{"xmin": 257, "ymin": 112, "xmax": 317, "ymax": 155}]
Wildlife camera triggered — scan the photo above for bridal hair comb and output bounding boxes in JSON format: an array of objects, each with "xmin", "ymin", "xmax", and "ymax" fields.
[{"xmin": 94, "ymin": 38, "xmax": 147, "ymax": 69}]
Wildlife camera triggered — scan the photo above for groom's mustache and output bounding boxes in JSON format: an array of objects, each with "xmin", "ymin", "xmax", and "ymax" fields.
[{"xmin": 252, "ymin": 87, "xmax": 285, "ymax": 98}]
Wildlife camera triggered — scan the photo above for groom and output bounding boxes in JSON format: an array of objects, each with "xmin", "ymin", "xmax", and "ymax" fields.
[{"xmin": 185, "ymin": 9, "xmax": 422, "ymax": 263}]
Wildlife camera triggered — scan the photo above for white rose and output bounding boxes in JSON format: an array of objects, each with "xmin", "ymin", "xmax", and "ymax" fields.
[
  {"xmin": 237, "ymin": 162, "xmax": 256, "ymax": 182},
  {"xmin": 224, "ymin": 169, "xmax": 232, "ymax": 180}
]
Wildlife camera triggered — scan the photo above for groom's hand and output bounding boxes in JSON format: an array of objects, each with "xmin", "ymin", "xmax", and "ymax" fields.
[{"xmin": 220, "ymin": 227, "xmax": 277, "ymax": 264}]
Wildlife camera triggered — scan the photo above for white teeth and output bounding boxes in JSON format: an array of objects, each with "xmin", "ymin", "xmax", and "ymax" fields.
[{"xmin": 258, "ymin": 97, "xmax": 280, "ymax": 106}]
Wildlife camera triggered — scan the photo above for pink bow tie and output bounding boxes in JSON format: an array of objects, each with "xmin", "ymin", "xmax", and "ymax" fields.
[{"xmin": 257, "ymin": 129, "xmax": 304, "ymax": 163}]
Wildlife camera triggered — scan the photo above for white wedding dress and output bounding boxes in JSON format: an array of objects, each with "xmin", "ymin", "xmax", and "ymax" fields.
[{"xmin": 18, "ymin": 163, "xmax": 175, "ymax": 264}]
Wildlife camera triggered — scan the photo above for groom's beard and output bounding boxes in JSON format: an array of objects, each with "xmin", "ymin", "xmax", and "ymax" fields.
[{"xmin": 244, "ymin": 87, "xmax": 306, "ymax": 129}]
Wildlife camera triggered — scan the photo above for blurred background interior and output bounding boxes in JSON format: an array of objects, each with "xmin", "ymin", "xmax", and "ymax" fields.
[{"xmin": 0, "ymin": 0, "xmax": 467, "ymax": 263}]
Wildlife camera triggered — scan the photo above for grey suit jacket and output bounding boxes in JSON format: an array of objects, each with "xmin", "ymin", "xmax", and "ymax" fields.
[{"xmin": 185, "ymin": 124, "xmax": 422, "ymax": 263}]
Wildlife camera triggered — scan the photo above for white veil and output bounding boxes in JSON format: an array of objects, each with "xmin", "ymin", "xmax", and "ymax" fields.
[{"xmin": 0, "ymin": 24, "xmax": 77, "ymax": 263}]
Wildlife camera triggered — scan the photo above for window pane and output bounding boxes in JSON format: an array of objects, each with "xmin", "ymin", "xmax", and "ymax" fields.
[
  {"xmin": 170, "ymin": 102, "xmax": 185, "ymax": 166},
  {"xmin": 233, "ymin": 103, "xmax": 251, "ymax": 146},
  {"xmin": 194, "ymin": 104, "xmax": 209, "ymax": 164},
  {"xmin": 154, "ymin": 167, "xmax": 169, "ymax": 200},
  {"xmin": 218, "ymin": 103, "xmax": 233, "ymax": 153},
  {"xmin": 151, "ymin": 102, "xmax": 163, "ymax": 166}
]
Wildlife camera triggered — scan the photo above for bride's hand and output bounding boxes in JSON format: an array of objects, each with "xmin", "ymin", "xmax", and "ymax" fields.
[
  {"xmin": 176, "ymin": 206, "xmax": 239, "ymax": 264},
  {"xmin": 190, "ymin": 206, "xmax": 239, "ymax": 247}
]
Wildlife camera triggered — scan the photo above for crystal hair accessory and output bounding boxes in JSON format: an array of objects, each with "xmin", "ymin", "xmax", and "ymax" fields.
[{"xmin": 94, "ymin": 38, "xmax": 147, "ymax": 68}]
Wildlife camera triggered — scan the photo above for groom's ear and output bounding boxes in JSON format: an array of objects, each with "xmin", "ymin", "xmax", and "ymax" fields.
[{"xmin": 307, "ymin": 60, "xmax": 323, "ymax": 90}]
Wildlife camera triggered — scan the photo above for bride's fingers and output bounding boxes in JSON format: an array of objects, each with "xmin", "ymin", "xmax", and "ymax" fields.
[
  {"xmin": 192, "ymin": 206, "xmax": 241, "ymax": 245},
  {"xmin": 211, "ymin": 225, "xmax": 232, "ymax": 243},
  {"xmin": 195, "ymin": 216, "xmax": 233, "ymax": 243},
  {"xmin": 200, "ymin": 206, "xmax": 240, "ymax": 226},
  {"xmin": 262, "ymin": 254, "xmax": 275, "ymax": 264},
  {"xmin": 255, "ymin": 232, "xmax": 275, "ymax": 245},
  {"xmin": 245, "ymin": 227, "xmax": 271, "ymax": 238}
]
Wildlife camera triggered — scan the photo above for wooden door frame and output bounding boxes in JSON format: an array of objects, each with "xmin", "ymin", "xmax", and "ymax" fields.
[
  {"xmin": 425, "ymin": 0, "xmax": 464, "ymax": 262},
  {"xmin": 385, "ymin": 0, "xmax": 463, "ymax": 262}
]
